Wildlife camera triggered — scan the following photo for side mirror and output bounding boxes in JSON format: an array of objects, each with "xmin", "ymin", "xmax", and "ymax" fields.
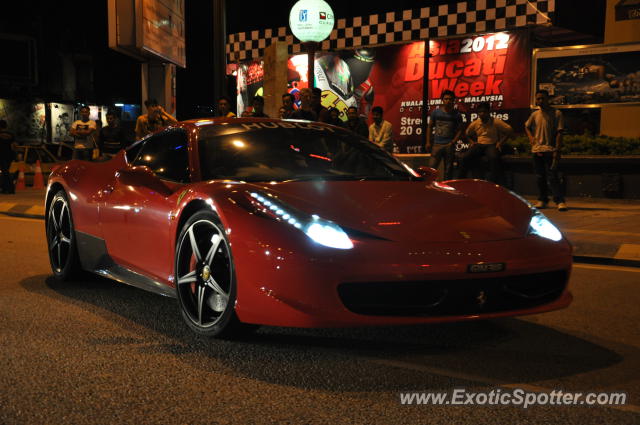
[
  {"xmin": 417, "ymin": 166, "xmax": 439, "ymax": 183},
  {"xmin": 116, "ymin": 166, "xmax": 173, "ymax": 196}
]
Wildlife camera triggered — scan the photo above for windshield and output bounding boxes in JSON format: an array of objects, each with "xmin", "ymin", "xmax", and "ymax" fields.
[{"xmin": 198, "ymin": 124, "xmax": 414, "ymax": 182}]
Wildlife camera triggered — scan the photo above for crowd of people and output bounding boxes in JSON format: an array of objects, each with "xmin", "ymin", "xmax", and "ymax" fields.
[
  {"xmin": 422, "ymin": 89, "xmax": 567, "ymax": 211},
  {"xmin": 0, "ymin": 89, "xmax": 567, "ymax": 211}
]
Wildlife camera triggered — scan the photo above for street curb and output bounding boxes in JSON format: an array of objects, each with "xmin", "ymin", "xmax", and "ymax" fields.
[{"xmin": 573, "ymin": 255, "xmax": 640, "ymax": 269}]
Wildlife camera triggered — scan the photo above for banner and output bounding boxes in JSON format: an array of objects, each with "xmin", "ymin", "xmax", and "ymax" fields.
[
  {"xmin": 533, "ymin": 42, "xmax": 640, "ymax": 107},
  {"xmin": 367, "ymin": 31, "xmax": 530, "ymax": 153},
  {"xmin": 232, "ymin": 31, "xmax": 531, "ymax": 152}
]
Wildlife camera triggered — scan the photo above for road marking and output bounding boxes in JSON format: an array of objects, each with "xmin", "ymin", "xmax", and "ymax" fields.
[
  {"xmin": 0, "ymin": 202, "xmax": 17, "ymax": 212},
  {"xmin": 0, "ymin": 214, "xmax": 42, "ymax": 223},
  {"xmin": 573, "ymin": 263, "xmax": 640, "ymax": 273},
  {"xmin": 615, "ymin": 244, "xmax": 640, "ymax": 260},
  {"xmin": 367, "ymin": 357, "xmax": 640, "ymax": 413},
  {"xmin": 23, "ymin": 205, "xmax": 45, "ymax": 216}
]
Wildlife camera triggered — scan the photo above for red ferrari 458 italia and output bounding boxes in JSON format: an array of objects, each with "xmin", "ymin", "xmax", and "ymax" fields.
[{"xmin": 45, "ymin": 118, "xmax": 572, "ymax": 337}]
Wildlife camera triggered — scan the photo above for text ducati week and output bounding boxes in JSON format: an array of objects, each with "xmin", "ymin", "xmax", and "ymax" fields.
[
  {"xmin": 405, "ymin": 32, "xmax": 530, "ymax": 108},
  {"xmin": 366, "ymin": 31, "xmax": 530, "ymax": 152}
]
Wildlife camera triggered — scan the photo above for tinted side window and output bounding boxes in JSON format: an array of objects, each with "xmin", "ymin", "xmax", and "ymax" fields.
[
  {"xmin": 125, "ymin": 139, "xmax": 144, "ymax": 163},
  {"xmin": 132, "ymin": 129, "xmax": 190, "ymax": 182}
]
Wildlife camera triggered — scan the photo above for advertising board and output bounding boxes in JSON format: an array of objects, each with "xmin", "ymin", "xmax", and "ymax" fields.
[{"xmin": 533, "ymin": 42, "xmax": 640, "ymax": 108}]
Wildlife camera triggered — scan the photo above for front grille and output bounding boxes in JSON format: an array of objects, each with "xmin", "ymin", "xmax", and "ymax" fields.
[{"xmin": 337, "ymin": 271, "xmax": 568, "ymax": 316}]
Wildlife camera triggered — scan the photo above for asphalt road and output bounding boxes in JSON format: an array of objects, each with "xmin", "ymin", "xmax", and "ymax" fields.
[{"xmin": 1, "ymin": 215, "xmax": 639, "ymax": 425}]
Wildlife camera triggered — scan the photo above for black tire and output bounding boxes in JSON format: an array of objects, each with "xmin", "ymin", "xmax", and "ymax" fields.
[
  {"xmin": 46, "ymin": 190, "xmax": 82, "ymax": 281},
  {"xmin": 175, "ymin": 210, "xmax": 248, "ymax": 337}
]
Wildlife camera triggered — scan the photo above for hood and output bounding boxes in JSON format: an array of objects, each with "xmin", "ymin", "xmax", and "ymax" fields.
[{"xmin": 247, "ymin": 181, "xmax": 524, "ymax": 243}]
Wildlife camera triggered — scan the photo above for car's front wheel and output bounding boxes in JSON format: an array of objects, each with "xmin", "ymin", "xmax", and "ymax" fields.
[
  {"xmin": 175, "ymin": 211, "xmax": 244, "ymax": 337},
  {"xmin": 46, "ymin": 190, "xmax": 81, "ymax": 281}
]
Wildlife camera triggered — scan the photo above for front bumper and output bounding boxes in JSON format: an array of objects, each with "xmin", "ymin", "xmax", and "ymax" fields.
[{"xmin": 232, "ymin": 232, "xmax": 573, "ymax": 328}]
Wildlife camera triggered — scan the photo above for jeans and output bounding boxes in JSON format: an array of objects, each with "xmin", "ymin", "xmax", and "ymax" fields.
[
  {"xmin": 533, "ymin": 152, "xmax": 565, "ymax": 204},
  {"xmin": 428, "ymin": 143, "xmax": 455, "ymax": 180},
  {"xmin": 72, "ymin": 148, "xmax": 93, "ymax": 161},
  {"xmin": 458, "ymin": 143, "xmax": 501, "ymax": 183}
]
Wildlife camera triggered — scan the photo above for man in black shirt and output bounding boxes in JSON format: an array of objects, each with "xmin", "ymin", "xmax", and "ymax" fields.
[
  {"xmin": 345, "ymin": 106, "xmax": 368, "ymax": 138},
  {"xmin": 290, "ymin": 88, "xmax": 317, "ymax": 121},
  {"xmin": 98, "ymin": 111, "xmax": 130, "ymax": 158},
  {"xmin": 241, "ymin": 95, "xmax": 269, "ymax": 118}
]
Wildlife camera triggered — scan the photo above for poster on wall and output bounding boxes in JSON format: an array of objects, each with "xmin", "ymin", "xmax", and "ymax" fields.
[
  {"xmin": 51, "ymin": 103, "xmax": 74, "ymax": 144},
  {"xmin": 0, "ymin": 99, "xmax": 46, "ymax": 143},
  {"xmin": 533, "ymin": 42, "xmax": 640, "ymax": 107},
  {"xmin": 370, "ymin": 31, "xmax": 530, "ymax": 153},
  {"xmin": 237, "ymin": 60, "xmax": 266, "ymax": 116},
  {"xmin": 236, "ymin": 56, "xmax": 313, "ymax": 116},
  {"xmin": 232, "ymin": 30, "xmax": 530, "ymax": 152}
]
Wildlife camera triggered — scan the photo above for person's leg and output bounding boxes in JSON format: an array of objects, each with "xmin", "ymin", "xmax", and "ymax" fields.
[
  {"xmin": 547, "ymin": 155, "xmax": 566, "ymax": 206},
  {"xmin": 484, "ymin": 144, "xmax": 501, "ymax": 183},
  {"xmin": 429, "ymin": 144, "xmax": 444, "ymax": 169},
  {"xmin": 532, "ymin": 153, "xmax": 549, "ymax": 206},
  {"xmin": 82, "ymin": 148, "xmax": 93, "ymax": 161},
  {"xmin": 442, "ymin": 143, "xmax": 455, "ymax": 180},
  {"xmin": 458, "ymin": 143, "xmax": 482, "ymax": 179},
  {"xmin": 0, "ymin": 159, "xmax": 13, "ymax": 193},
  {"xmin": 429, "ymin": 144, "xmax": 442, "ymax": 170}
]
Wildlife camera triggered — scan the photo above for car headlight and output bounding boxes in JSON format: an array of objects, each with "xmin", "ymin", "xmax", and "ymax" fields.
[
  {"xmin": 529, "ymin": 211, "xmax": 562, "ymax": 242},
  {"xmin": 249, "ymin": 192, "xmax": 353, "ymax": 249}
]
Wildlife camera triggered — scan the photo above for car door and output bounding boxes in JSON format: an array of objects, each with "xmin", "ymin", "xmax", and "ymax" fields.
[{"xmin": 100, "ymin": 129, "xmax": 191, "ymax": 283}]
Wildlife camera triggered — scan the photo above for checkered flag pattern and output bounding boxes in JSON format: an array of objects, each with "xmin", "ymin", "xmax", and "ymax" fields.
[{"xmin": 227, "ymin": 0, "xmax": 554, "ymax": 62}]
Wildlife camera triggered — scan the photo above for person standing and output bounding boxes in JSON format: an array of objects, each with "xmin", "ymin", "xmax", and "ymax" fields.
[
  {"xmin": 311, "ymin": 87, "xmax": 330, "ymax": 123},
  {"xmin": 326, "ymin": 108, "xmax": 344, "ymax": 127},
  {"xmin": 345, "ymin": 106, "xmax": 368, "ymax": 138},
  {"xmin": 135, "ymin": 99, "xmax": 177, "ymax": 139},
  {"xmin": 525, "ymin": 90, "xmax": 567, "ymax": 211},
  {"xmin": 98, "ymin": 111, "xmax": 131, "ymax": 158},
  {"xmin": 281, "ymin": 93, "xmax": 295, "ymax": 118},
  {"xmin": 0, "ymin": 120, "xmax": 16, "ymax": 194},
  {"xmin": 426, "ymin": 90, "xmax": 464, "ymax": 180},
  {"xmin": 241, "ymin": 95, "xmax": 269, "ymax": 118},
  {"xmin": 70, "ymin": 106, "xmax": 97, "ymax": 161},
  {"xmin": 458, "ymin": 102, "xmax": 512, "ymax": 183},
  {"xmin": 216, "ymin": 96, "xmax": 236, "ymax": 118},
  {"xmin": 368, "ymin": 106, "xmax": 393, "ymax": 152},
  {"xmin": 290, "ymin": 88, "xmax": 317, "ymax": 121}
]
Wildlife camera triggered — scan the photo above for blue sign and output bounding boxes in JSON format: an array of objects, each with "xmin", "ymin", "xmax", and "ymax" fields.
[{"xmin": 299, "ymin": 9, "xmax": 308, "ymax": 22}]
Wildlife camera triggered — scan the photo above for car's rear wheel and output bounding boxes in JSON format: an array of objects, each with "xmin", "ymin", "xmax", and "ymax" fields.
[
  {"xmin": 175, "ymin": 211, "xmax": 245, "ymax": 337},
  {"xmin": 46, "ymin": 190, "xmax": 81, "ymax": 281}
]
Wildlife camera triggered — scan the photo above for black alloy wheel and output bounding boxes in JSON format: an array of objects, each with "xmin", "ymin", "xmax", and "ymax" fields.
[
  {"xmin": 46, "ymin": 190, "xmax": 81, "ymax": 281},
  {"xmin": 175, "ymin": 210, "xmax": 243, "ymax": 337}
]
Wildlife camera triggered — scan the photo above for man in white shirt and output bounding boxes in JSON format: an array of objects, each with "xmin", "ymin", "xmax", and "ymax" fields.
[
  {"xmin": 525, "ymin": 90, "xmax": 567, "ymax": 211},
  {"xmin": 368, "ymin": 106, "xmax": 393, "ymax": 152},
  {"xmin": 458, "ymin": 102, "xmax": 512, "ymax": 183},
  {"xmin": 70, "ymin": 106, "xmax": 97, "ymax": 161}
]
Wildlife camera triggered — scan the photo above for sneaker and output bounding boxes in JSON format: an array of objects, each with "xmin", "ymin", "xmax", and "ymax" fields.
[
  {"xmin": 557, "ymin": 202, "xmax": 568, "ymax": 211},
  {"xmin": 534, "ymin": 200, "xmax": 548, "ymax": 209}
]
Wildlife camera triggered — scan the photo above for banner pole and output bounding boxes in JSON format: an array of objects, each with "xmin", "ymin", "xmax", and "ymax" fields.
[{"xmin": 421, "ymin": 39, "xmax": 430, "ymax": 153}]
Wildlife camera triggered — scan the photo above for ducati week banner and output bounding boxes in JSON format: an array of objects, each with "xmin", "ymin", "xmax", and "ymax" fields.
[
  {"xmin": 233, "ymin": 31, "xmax": 531, "ymax": 152},
  {"xmin": 365, "ymin": 31, "xmax": 531, "ymax": 153}
]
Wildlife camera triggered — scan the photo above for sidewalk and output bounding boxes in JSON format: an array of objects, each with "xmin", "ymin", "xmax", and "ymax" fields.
[{"xmin": 2, "ymin": 188, "xmax": 640, "ymax": 267}]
